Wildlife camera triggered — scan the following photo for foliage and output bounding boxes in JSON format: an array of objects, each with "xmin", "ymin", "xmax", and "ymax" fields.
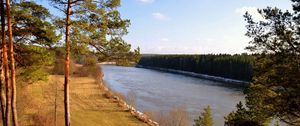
[
  {"xmin": 16, "ymin": 45, "xmax": 55, "ymax": 83},
  {"xmin": 82, "ymin": 55, "xmax": 97, "ymax": 67},
  {"xmin": 0, "ymin": 0, "xmax": 141, "ymax": 125},
  {"xmin": 76, "ymin": 54, "xmax": 98, "ymax": 77},
  {"xmin": 11, "ymin": 1, "xmax": 60, "ymax": 83},
  {"xmin": 224, "ymin": 102, "xmax": 267, "ymax": 126},
  {"xmin": 138, "ymin": 54, "xmax": 253, "ymax": 81},
  {"xmin": 52, "ymin": 0, "xmax": 140, "ymax": 66},
  {"xmin": 104, "ymin": 38, "xmax": 141, "ymax": 66},
  {"xmin": 226, "ymin": 1, "xmax": 300, "ymax": 125},
  {"xmin": 52, "ymin": 58, "xmax": 76, "ymax": 75},
  {"xmin": 12, "ymin": 1, "xmax": 60, "ymax": 47},
  {"xmin": 18, "ymin": 66, "xmax": 49, "ymax": 84},
  {"xmin": 194, "ymin": 106, "xmax": 213, "ymax": 126}
]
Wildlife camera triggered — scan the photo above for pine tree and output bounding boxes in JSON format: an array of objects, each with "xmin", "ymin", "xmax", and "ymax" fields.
[
  {"xmin": 6, "ymin": 0, "xmax": 18, "ymax": 125},
  {"xmin": 226, "ymin": 1, "xmax": 300, "ymax": 125},
  {"xmin": 194, "ymin": 106, "xmax": 213, "ymax": 126},
  {"xmin": 12, "ymin": 1, "xmax": 60, "ymax": 83},
  {"xmin": 0, "ymin": 0, "xmax": 7, "ymax": 125},
  {"xmin": 64, "ymin": 0, "xmax": 71, "ymax": 125}
]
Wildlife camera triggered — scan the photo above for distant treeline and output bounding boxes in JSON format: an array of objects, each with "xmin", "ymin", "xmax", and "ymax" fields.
[{"xmin": 137, "ymin": 54, "xmax": 254, "ymax": 81}]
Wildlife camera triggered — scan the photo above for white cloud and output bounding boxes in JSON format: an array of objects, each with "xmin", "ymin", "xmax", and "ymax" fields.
[
  {"xmin": 235, "ymin": 6, "xmax": 265, "ymax": 21},
  {"xmin": 161, "ymin": 38, "xmax": 169, "ymax": 42},
  {"xmin": 139, "ymin": 0, "xmax": 154, "ymax": 4},
  {"xmin": 152, "ymin": 12, "xmax": 169, "ymax": 21},
  {"xmin": 143, "ymin": 45, "xmax": 201, "ymax": 54}
]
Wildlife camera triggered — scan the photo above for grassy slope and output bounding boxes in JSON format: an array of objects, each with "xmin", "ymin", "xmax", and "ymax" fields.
[{"xmin": 17, "ymin": 75, "xmax": 147, "ymax": 126}]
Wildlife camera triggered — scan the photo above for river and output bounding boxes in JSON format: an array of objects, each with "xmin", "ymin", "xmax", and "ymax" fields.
[{"xmin": 101, "ymin": 65, "xmax": 245, "ymax": 126}]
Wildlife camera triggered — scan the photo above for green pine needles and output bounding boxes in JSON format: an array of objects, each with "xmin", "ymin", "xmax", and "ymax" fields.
[{"xmin": 194, "ymin": 106, "xmax": 214, "ymax": 126}]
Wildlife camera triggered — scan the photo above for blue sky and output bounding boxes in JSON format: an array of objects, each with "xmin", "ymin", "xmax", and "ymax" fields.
[
  {"xmin": 117, "ymin": 0, "xmax": 292, "ymax": 54},
  {"xmin": 38, "ymin": 0, "xmax": 292, "ymax": 54}
]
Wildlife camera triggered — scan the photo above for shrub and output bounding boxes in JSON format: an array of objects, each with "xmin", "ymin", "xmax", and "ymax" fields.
[
  {"xmin": 148, "ymin": 106, "xmax": 190, "ymax": 126},
  {"xmin": 18, "ymin": 66, "xmax": 49, "ymax": 84},
  {"xmin": 82, "ymin": 55, "xmax": 97, "ymax": 66},
  {"xmin": 75, "ymin": 55, "xmax": 99, "ymax": 77},
  {"xmin": 76, "ymin": 65, "xmax": 97, "ymax": 77},
  {"xmin": 52, "ymin": 58, "xmax": 76, "ymax": 75}
]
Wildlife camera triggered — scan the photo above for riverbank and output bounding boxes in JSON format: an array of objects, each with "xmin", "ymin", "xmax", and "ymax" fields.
[
  {"xmin": 17, "ymin": 66, "xmax": 151, "ymax": 126},
  {"xmin": 136, "ymin": 65, "xmax": 249, "ymax": 86},
  {"xmin": 99, "ymin": 66, "xmax": 159, "ymax": 126}
]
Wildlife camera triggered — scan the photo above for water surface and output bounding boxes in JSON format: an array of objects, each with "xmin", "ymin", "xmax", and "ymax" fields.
[{"xmin": 101, "ymin": 65, "xmax": 244, "ymax": 126}]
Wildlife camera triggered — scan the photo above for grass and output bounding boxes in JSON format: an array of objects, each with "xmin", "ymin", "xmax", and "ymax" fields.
[{"xmin": 17, "ymin": 75, "xmax": 148, "ymax": 126}]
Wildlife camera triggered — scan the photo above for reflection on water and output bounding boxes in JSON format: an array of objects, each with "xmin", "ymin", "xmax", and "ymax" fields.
[{"xmin": 101, "ymin": 65, "xmax": 244, "ymax": 126}]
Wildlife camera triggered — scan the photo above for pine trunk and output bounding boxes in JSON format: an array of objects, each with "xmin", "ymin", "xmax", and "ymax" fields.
[
  {"xmin": 1, "ymin": 0, "xmax": 10, "ymax": 125},
  {"xmin": 54, "ymin": 84, "xmax": 57, "ymax": 126},
  {"xmin": 6, "ymin": 0, "xmax": 18, "ymax": 125},
  {"xmin": 0, "ymin": 0, "xmax": 7, "ymax": 125},
  {"xmin": 0, "ymin": 53, "xmax": 6, "ymax": 126},
  {"xmin": 64, "ymin": 0, "xmax": 71, "ymax": 126}
]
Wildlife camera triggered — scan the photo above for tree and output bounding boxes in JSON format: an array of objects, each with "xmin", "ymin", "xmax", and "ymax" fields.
[
  {"xmin": 50, "ymin": 0, "xmax": 85, "ymax": 125},
  {"xmin": 0, "ymin": 52, "xmax": 6, "ymax": 126},
  {"xmin": 194, "ymin": 106, "xmax": 213, "ymax": 126},
  {"xmin": 67, "ymin": 0, "xmax": 139, "ymax": 65},
  {"xmin": 226, "ymin": 1, "xmax": 300, "ymax": 125},
  {"xmin": 12, "ymin": 1, "xmax": 60, "ymax": 83},
  {"xmin": 6, "ymin": 0, "xmax": 18, "ymax": 125},
  {"xmin": 0, "ymin": 0, "xmax": 8, "ymax": 125},
  {"xmin": 1, "ymin": 1, "xmax": 58, "ymax": 126},
  {"xmin": 52, "ymin": 0, "xmax": 139, "ymax": 66},
  {"xmin": 49, "ymin": 0, "xmax": 138, "ymax": 124},
  {"xmin": 64, "ymin": 0, "xmax": 71, "ymax": 125},
  {"xmin": 224, "ymin": 102, "xmax": 265, "ymax": 126}
]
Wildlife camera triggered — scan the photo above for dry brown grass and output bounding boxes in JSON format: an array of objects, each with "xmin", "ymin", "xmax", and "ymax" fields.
[
  {"xmin": 16, "ymin": 64, "xmax": 148, "ymax": 126},
  {"xmin": 145, "ymin": 106, "xmax": 190, "ymax": 126}
]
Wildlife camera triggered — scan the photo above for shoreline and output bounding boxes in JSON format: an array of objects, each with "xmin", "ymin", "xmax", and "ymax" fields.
[
  {"xmin": 136, "ymin": 65, "xmax": 249, "ymax": 86},
  {"xmin": 97, "ymin": 65, "xmax": 159, "ymax": 126}
]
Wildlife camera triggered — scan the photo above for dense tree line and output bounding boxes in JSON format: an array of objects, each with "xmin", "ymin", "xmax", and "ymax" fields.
[{"xmin": 138, "ymin": 54, "xmax": 254, "ymax": 81}]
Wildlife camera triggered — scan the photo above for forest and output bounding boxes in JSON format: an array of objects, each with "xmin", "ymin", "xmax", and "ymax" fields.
[{"xmin": 138, "ymin": 54, "xmax": 254, "ymax": 81}]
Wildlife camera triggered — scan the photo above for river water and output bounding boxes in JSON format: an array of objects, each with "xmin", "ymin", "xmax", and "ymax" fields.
[{"xmin": 101, "ymin": 65, "xmax": 244, "ymax": 126}]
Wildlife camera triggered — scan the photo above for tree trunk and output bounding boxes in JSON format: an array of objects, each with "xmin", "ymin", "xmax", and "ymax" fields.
[
  {"xmin": 5, "ymin": 0, "xmax": 18, "ymax": 125},
  {"xmin": 0, "ymin": 0, "xmax": 7, "ymax": 125},
  {"xmin": 0, "ymin": 51, "xmax": 6, "ymax": 126},
  {"xmin": 54, "ymin": 84, "xmax": 57, "ymax": 126},
  {"xmin": 1, "ymin": 0, "xmax": 10, "ymax": 125},
  {"xmin": 64, "ymin": 0, "xmax": 71, "ymax": 126}
]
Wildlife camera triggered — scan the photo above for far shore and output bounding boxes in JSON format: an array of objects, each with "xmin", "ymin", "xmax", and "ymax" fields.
[{"xmin": 136, "ymin": 65, "xmax": 249, "ymax": 86}]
